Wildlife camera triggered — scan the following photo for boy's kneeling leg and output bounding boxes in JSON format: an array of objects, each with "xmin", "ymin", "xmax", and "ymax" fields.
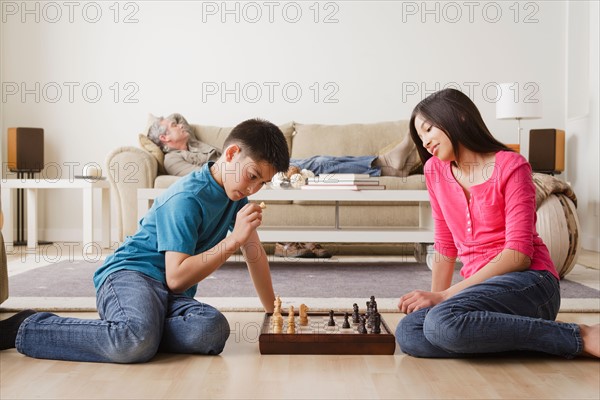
[
  {"xmin": 102, "ymin": 321, "xmax": 163, "ymax": 364},
  {"xmin": 16, "ymin": 312, "xmax": 162, "ymax": 363},
  {"xmin": 161, "ymin": 300, "xmax": 230, "ymax": 355}
]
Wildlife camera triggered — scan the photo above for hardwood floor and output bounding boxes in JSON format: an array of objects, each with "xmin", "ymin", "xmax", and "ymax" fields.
[
  {"xmin": 2, "ymin": 248, "xmax": 599, "ymax": 399},
  {"xmin": 1, "ymin": 311, "xmax": 599, "ymax": 399}
]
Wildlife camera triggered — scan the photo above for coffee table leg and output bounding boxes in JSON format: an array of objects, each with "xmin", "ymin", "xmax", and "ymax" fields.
[
  {"xmin": 1, "ymin": 188, "xmax": 13, "ymax": 247},
  {"xmin": 82, "ymin": 187, "xmax": 93, "ymax": 253},
  {"xmin": 26, "ymin": 188, "xmax": 38, "ymax": 250},
  {"xmin": 101, "ymin": 187, "xmax": 111, "ymax": 248}
]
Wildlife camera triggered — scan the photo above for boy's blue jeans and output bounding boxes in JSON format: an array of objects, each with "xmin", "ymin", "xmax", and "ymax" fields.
[
  {"xmin": 16, "ymin": 270, "xmax": 230, "ymax": 363},
  {"xmin": 291, "ymin": 155, "xmax": 380, "ymax": 176},
  {"xmin": 396, "ymin": 270, "xmax": 583, "ymax": 358}
]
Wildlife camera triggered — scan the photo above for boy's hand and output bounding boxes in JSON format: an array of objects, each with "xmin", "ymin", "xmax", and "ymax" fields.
[{"xmin": 231, "ymin": 203, "xmax": 263, "ymax": 246}]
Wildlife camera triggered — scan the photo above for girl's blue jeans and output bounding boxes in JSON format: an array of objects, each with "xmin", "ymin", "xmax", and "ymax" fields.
[
  {"xmin": 16, "ymin": 270, "xmax": 230, "ymax": 363},
  {"xmin": 396, "ymin": 270, "xmax": 583, "ymax": 358}
]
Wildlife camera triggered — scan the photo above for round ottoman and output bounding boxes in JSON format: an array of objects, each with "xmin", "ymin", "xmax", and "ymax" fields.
[{"xmin": 536, "ymin": 193, "xmax": 581, "ymax": 278}]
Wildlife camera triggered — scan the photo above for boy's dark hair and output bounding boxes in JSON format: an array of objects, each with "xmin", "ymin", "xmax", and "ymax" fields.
[
  {"xmin": 223, "ymin": 118, "xmax": 290, "ymax": 173},
  {"xmin": 409, "ymin": 88, "xmax": 513, "ymax": 166}
]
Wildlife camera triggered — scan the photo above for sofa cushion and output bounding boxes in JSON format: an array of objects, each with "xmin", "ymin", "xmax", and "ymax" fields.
[
  {"xmin": 155, "ymin": 175, "xmax": 181, "ymax": 189},
  {"xmin": 138, "ymin": 134, "xmax": 166, "ymax": 175},
  {"xmin": 291, "ymin": 121, "xmax": 411, "ymax": 159},
  {"xmin": 191, "ymin": 122, "xmax": 294, "ymax": 154}
]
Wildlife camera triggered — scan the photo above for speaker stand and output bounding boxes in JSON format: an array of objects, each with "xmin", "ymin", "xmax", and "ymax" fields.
[{"xmin": 13, "ymin": 171, "xmax": 53, "ymax": 247}]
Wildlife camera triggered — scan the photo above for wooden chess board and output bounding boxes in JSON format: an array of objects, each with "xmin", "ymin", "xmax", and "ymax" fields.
[{"xmin": 259, "ymin": 312, "xmax": 396, "ymax": 355}]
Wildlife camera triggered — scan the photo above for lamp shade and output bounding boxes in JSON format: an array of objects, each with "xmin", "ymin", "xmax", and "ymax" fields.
[{"xmin": 496, "ymin": 83, "xmax": 543, "ymax": 120}]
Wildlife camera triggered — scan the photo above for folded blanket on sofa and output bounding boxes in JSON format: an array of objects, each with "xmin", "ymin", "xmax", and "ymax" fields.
[{"xmin": 532, "ymin": 173, "xmax": 577, "ymax": 209}]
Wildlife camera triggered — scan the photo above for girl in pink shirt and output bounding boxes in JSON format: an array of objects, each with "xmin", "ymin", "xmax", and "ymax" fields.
[{"xmin": 396, "ymin": 88, "xmax": 599, "ymax": 358}]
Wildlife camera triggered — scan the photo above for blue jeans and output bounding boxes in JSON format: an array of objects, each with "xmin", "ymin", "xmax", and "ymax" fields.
[
  {"xmin": 16, "ymin": 270, "xmax": 230, "ymax": 363},
  {"xmin": 291, "ymin": 155, "xmax": 380, "ymax": 176},
  {"xmin": 396, "ymin": 270, "xmax": 582, "ymax": 358}
]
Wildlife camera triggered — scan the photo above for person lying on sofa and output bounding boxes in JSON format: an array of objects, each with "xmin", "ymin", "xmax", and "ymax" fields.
[
  {"xmin": 148, "ymin": 113, "xmax": 421, "ymax": 258},
  {"xmin": 148, "ymin": 114, "xmax": 421, "ymax": 179}
]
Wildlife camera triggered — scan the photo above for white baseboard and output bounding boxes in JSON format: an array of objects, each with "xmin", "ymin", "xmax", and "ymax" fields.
[{"xmin": 582, "ymin": 235, "xmax": 600, "ymax": 253}]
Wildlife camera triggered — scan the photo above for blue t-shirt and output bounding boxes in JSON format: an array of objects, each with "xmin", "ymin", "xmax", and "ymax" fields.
[{"xmin": 93, "ymin": 162, "xmax": 248, "ymax": 298}]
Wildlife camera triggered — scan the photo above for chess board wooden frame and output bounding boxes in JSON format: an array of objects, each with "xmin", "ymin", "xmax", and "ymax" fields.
[{"xmin": 259, "ymin": 312, "xmax": 396, "ymax": 355}]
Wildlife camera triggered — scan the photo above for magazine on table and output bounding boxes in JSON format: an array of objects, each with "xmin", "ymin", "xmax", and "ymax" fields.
[{"xmin": 301, "ymin": 184, "xmax": 386, "ymax": 191}]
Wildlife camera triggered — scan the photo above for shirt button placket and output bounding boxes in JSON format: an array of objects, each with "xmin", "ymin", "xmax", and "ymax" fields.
[
  {"xmin": 467, "ymin": 196, "xmax": 473, "ymax": 235},
  {"xmin": 467, "ymin": 195, "xmax": 473, "ymax": 237}
]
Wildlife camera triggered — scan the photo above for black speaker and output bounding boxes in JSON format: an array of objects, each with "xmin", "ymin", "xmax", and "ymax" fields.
[
  {"xmin": 529, "ymin": 129, "xmax": 565, "ymax": 174},
  {"xmin": 7, "ymin": 127, "xmax": 44, "ymax": 172}
]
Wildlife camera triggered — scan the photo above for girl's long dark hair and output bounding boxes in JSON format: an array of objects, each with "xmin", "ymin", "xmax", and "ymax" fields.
[{"xmin": 409, "ymin": 88, "xmax": 513, "ymax": 165}]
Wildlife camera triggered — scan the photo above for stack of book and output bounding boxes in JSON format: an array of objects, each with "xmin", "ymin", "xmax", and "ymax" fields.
[{"xmin": 301, "ymin": 174, "xmax": 385, "ymax": 190}]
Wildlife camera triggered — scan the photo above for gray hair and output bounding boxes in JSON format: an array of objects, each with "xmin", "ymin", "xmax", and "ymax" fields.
[
  {"xmin": 147, "ymin": 113, "xmax": 194, "ymax": 153},
  {"xmin": 147, "ymin": 117, "xmax": 169, "ymax": 152}
]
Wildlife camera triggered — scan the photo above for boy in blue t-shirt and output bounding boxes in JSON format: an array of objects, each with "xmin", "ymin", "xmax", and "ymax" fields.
[{"xmin": 1, "ymin": 119, "xmax": 290, "ymax": 363}]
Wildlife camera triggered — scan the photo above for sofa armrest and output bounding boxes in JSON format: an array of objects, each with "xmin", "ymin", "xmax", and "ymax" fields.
[
  {"xmin": 105, "ymin": 146, "xmax": 158, "ymax": 242},
  {"xmin": 0, "ymin": 228, "xmax": 8, "ymax": 305}
]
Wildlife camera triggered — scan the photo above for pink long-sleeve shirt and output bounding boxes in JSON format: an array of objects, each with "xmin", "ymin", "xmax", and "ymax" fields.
[{"xmin": 425, "ymin": 150, "xmax": 559, "ymax": 280}]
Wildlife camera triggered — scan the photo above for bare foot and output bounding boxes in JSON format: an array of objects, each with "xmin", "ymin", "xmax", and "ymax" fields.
[{"xmin": 579, "ymin": 324, "xmax": 600, "ymax": 358}]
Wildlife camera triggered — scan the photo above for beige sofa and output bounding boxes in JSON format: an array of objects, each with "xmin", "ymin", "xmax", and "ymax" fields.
[
  {"xmin": 105, "ymin": 119, "xmax": 580, "ymax": 276},
  {"xmin": 106, "ymin": 120, "xmax": 427, "ymax": 253},
  {"xmin": 1, "ymin": 209, "xmax": 8, "ymax": 304}
]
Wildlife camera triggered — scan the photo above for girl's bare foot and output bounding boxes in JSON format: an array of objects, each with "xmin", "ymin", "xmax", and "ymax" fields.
[{"xmin": 579, "ymin": 324, "xmax": 600, "ymax": 358}]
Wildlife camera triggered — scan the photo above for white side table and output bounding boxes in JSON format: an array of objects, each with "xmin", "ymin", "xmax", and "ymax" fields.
[{"xmin": 1, "ymin": 179, "xmax": 111, "ymax": 251}]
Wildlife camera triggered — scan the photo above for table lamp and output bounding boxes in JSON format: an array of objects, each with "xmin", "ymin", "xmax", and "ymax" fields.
[{"xmin": 495, "ymin": 83, "xmax": 542, "ymax": 153}]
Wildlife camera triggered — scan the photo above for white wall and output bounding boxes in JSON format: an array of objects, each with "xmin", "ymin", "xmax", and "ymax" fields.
[
  {"xmin": 1, "ymin": 1, "xmax": 594, "ymax": 248},
  {"xmin": 566, "ymin": 1, "xmax": 600, "ymax": 251}
]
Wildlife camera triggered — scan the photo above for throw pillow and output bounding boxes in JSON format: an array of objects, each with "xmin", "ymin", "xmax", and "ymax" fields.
[
  {"xmin": 144, "ymin": 113, "xmax": 160, "ymax": 137},
  {"xmin": 138, "ymin": 134, "xmax": 166, "ymax": 175}
]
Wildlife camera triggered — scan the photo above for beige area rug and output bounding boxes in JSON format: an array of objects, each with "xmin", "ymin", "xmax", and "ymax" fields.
[{"xmin": 3, "ymin": 256, "xmax": 599, "ymax": 313}]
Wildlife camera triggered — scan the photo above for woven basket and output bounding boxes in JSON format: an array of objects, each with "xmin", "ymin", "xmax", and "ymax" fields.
[{"xmin": 536, "ymin": 193, "xmax": 581, "ymax": 278}]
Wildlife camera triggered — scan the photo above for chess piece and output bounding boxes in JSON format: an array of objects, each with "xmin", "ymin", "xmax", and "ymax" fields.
[
  {"xmin": 299, "ymin": 304, "xmax": 309, "ymax": 326},
  {"xmin": 371, "ymin": 296, "xmax": 378, "ymax": 314},
  {"xmin": 357, "ymin": 316, "xmax": 367, "ymax": 334},
  {"xmin": 372, "ymin": 312, "xmax": 381, "ymax": 334},
  {"xmin": 283, "ymin": 306, "xmax": 295, "ymax": 334},
  {"xmin": 368, "ymin": 309, "xmax": 376, "ymax": 329},
  {"xmin": 287, "ymin": 321, "xmax": 295, "ymax": 334},
  {"xmin": 327, "ymin": 310, "xmax": 336, "ymax": 326},
  {"xmin": 342, "ymin": 312, "xmax": 350, "ymax": 329},
  {"xmin": 272, "ymin": 310, "xmax": 281, "ymax": 320},
  {"xmin": 274, "ymin": 296, "xmax": 282, "ymax": 314},
  {"xmin": 273, "ymin": 314, "xmax": 283, "ymax": 334},
  {"xmin": 352, "ymin": 303, "xmax": 360, "ymax": 323}
]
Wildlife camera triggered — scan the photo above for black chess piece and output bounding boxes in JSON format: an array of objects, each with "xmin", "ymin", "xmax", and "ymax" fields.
[
  {"xmin": 357, "ymin": 316, "xmax": 367, "ymax": 334},
  {"xmin": 342, "ymin": 312, "xmax": 350, "ymax": 329},
  {"xmin": 372, "ymin": 312, "xmax": 381, "ymax": 334},
  {"xmin": 327, "ymin": 310, "xmax": 336, "ymax": 326},
  {"xmin": 352, "ymin": 303, "xmax": 360, "ymax": 323},
  {"xmin": 370, "ymin": 295, "xmax": 378, "ymax": 313}
]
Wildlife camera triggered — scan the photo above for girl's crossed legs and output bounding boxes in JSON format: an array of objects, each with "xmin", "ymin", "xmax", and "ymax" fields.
[{"xmin": 396, "ymin": 270, "xmax": 582, "ymax": 358}]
